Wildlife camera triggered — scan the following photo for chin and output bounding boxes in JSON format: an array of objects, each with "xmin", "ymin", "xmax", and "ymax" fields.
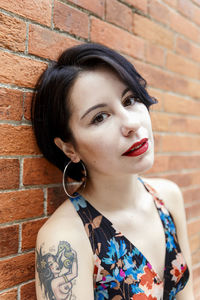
[{"xmin": 135, "ymin": 153, "xmax": 154, "ymax": 175}]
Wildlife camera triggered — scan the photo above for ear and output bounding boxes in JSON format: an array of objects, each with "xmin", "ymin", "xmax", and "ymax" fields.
[{"xmin": 54, "ymin": 137, "xmax": 80, "ymax": 163}]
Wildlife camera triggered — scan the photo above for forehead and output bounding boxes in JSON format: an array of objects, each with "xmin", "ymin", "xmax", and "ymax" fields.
[{"xmin": 69, "ymin": 67, "xmax": 127, "ymax": 112}]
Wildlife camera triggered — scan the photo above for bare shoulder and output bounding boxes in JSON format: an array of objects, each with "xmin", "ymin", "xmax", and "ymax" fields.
[
  {"xmin": 35, "ymin": 200, "xmax": 94, "ymax": 300},
  {"xmin": 37, "ymin": 199, "xmax": 84, "ymax": 245},
  {"xmin": 36, "ymin": 198, "xmax": 93, "ymax": 265},
  {"xmin": 142, "ymin": 177, "xmax": 184, "ymax": 215}
]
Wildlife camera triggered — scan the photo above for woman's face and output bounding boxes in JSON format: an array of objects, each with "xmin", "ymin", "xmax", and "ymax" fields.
[
  {"xmin": 67, "ymin": 67, "xmax": 154, "ymax": 178},
  {"xmin": 47, "ymin": 256, "xmax": 60, "ymax": 276}
]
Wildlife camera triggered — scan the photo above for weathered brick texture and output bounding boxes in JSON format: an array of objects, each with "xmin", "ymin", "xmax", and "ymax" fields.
[
  {"xmin": 91, "ymin": 17, "xmax": 145, "ymax": 59},
  {"xmin": 0, "ymin": 252, "xmax": 35, "ymax": 290},
  {"xmin": 20, "ymin": 281, "xmax": 36, "ymax": 300},
  {"xmin": 0, "ymin": 159, "xmax": 19, "ymax": 189},
  {"xmin": 0, "ymin": 0, "xmax": 199, "ymax": 298}
]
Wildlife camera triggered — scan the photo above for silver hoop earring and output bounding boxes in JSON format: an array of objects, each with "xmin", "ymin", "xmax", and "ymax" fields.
[{"xmin": 63, "ymin": 160, "xmax": 87, "ymax": 198}]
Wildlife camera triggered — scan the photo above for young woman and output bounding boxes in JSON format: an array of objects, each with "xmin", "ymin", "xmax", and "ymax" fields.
[{"xmin": 32, "ymin": 43, "xmax": 194, "ymax": 300}]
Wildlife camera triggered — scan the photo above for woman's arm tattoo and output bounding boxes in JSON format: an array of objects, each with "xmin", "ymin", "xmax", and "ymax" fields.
[{"xmin": 36, "ymin": 241, "xmax": 78, "ymax": 300}]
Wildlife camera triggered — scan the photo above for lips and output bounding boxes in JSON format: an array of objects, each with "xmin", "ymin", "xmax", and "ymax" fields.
[{"xmin": 122, "ymin": 138, "xmax": 148, "ymax": 157}]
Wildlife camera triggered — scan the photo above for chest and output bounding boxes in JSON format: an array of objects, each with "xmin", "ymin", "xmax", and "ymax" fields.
[{"xmin": 108, "ymin": 202, "xmax": 166, "ymax": 280}]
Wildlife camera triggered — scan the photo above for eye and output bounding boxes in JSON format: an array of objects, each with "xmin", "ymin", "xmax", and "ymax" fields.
[
  {"xmin": 91, "ymin": 112, "xmax": 109, "ymax": 125},
  {"xmin": 123, "ymin": 96, "xmax": 136, "ymax": 107}
]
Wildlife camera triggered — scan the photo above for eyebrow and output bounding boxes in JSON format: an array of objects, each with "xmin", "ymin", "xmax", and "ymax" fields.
[
  {"xmin": 122, "ymin": 87, "xmax": 131, "ymax": 97},
  {"xmin": 80, "ymin": 103, "xmax": 107, "ymax": 120},
  {"xmin": 80, "ymin": 87, "xmax": 131, "ymax": 120}
]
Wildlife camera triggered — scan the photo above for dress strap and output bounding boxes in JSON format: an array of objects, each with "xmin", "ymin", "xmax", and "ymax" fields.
[{"xmin": 138, "ymin": 177, "xmax": 161, "ymax": 201}]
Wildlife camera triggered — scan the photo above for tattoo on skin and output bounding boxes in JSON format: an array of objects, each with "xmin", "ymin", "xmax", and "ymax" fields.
[{"xmin": 36, "ymin": 241, "xmax": 78, "ymax": 300}]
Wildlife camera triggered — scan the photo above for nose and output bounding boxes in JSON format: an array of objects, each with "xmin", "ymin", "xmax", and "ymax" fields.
[{"xmin": 120, "ymin": 111, "xmax": 140, "ymax": 137}]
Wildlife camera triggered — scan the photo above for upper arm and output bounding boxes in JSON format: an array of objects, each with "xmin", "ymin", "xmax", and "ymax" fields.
[{"xmin": 35, "ymin": 218, "xmax": 94, "ymax": 300}]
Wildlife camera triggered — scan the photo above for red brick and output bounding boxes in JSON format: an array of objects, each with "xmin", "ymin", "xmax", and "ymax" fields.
[
  {"xmin": 189, "ymin": 233, "xmax": 200, "ymax": 253},
  {"xmin": 68, "ymin": 0, "xmax": 105, "ymax": 18},
  {"xmin": 183, "ymin": 187, "xmax": 200, "ymax": 204},
  {"xmin": 176, "ymin": 79, "xmax": 200, "ymax": 100},
  {"xmin": 162, "ymin": 0, "xmax": 177, "ymax": 7},
  {"xmin": 0, "ymin": 252, "xmax": 34, "ymax": 290},
  {"xmin": 171, "ymin": 154, "xmax": 200, "ymax": 170},
  {"xmin": 193, "ymin": 4, "xmax": 200, "ymax": 26},
  {"xmin": 125, "ymin": 0, "xmax": 148, "ymax": 13},
  {"xmin": 177, "ymin": 0, "xmax": 194, "ymax": 18},
  {"xmin": 135, "ymin": 60, "xmax": 200, "ymax": 99},
  {"xmin": 22, "ymin": 218, "xmax": 47, "ymax": 251},
  {"xmin": 192, "ymin": 172, "xmax": 200, "ymax": 186},
  {"xmin": 24, "ymin": 92, "xmax": 33, "ymax": 121},
  {"xmin": 166, "ymin": 52, "xmax": 199, "ymax": 79},
  {"xmin": 0, "ymin": 51, "xmax": 47, "ymax": 88},
  {"xmin": 193, "ymin": 265, "xmax": 200, "ymax": 282},
  {"xmin": 0, "ymin": 88, "xmax": 23, "ymax": 121},
  {"xmin": 176, "ymin": 36, "xmax": 200, "ymax": 63},
  {"xmin": 23, "ymin": 158, "xmax": 62, "ymax": 186},
  {"xmin": 170, "ymin": 11, "xmax": 199, "ymax": 43},
  {"xmin": 134, "ymin": 61, "xmax": 176, "ymax": 91},
  {"xmin": 0, "ymin": 0, "xmax": 51, "ymax": 26},
  {"xmin": 153, "ymin": 133, "xmax": 162, "ymax": 153},
  {"xmin": 163, "ymin": 93, "xmax": 200, "ymax": 116},
  {"xmin": 147, "ymin": 88, "xmax": 164, "ymax": 111},
  {"xmin": 0, "ymin": 190, "xmax": 44, "ymax": 223},
  {"xmin": 28, "ymin": 24, "xmax": 80, "ymax": 61},
  {"xmin": 162, "ymin": 135, "xmax": 200, "ymax": 152},
  {"xmin": 54, "ymin": 1, "xmax": 89, "ymax": 39},
  {"xmin": 91, "ymin": 17, "xmax": 145, "ymax": 60},
  {"xmin": 21, "ymin": 281, "xmax": 36, "ymax": 300},
  {"xmin": 147, "ymin": 154, "xmax": 200, "ymax": 174},
  {"xmin": 176, "ymin": 36, "xmax": 190, "ymax": 56},
  {"xmin": 189, "ymin": 42, "xmax": 200, "ymax": 64},
  {"xmin": 188, "ymin": 219, "xmax": 200, "ymax": 236},
  {"xmin": 192, "ymin": 248, "xmax": 200, "ymax": 265},
  {"xmin": 0, "ymin": 289, "xmax": 17, "ymax": 300},
  {"xmin": 146, "ymin": 155, "xmax": 168, "ymax": 175},
  {"xmin": 148, "ymin": 0, "xmax": 170, "ymax": 26},
  {"xmin": 193, "ymin": 275, "xmax": 200, "ymax": 297},
  {"xmin": 106, "ymin": 0, "xmax": 132, "ymax": 31},
  {"xmin": 193, "ymin": 0, "xmax": 200, "ymax": 6},
  {"xmin": 47, "ymin": 186, "xmax": 66, "ymax": 215},
  {"xmin": 0, "ymin": 225, "xmax": 19, "ymax": 257},
  {"xmin": 151, "ymin": 111, "xmax": 169, "ymax": 132},
  {"xmin": 194, "ymin": 279, "xmax": 200, "ymax": 300},
  {"xmin": 133, "ymin": 14, "xmax": 174, "ymax": 49},
  {"xmin": 0, "ymin": 124, "xmax": 40, "ymax": 155},
  {"xmin": 145, "ymin": 41, "xmax": 165, "ymax": 67},
  {"xmin": 169, "ymin": 116, "xmax": 200, "ymax": 135},
  {"xmin": 151, "ymin": 111, "xmax": 200, "ymax": 134},
  {"xmin": 162, "ymin": 171, "xmax": 200, "ymax": 188},
  {"xmin": 0, "ymin": 12, "xmax": 26, "ymax": 52},
  {"xmin": 0, "ymin": 159, "xmax": 19, "ymax": 189}
]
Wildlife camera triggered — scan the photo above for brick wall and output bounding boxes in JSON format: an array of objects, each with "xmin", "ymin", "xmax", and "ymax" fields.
[{"xmin": 0, "ymin": 0, "xmax": 200, "ymax": 299}]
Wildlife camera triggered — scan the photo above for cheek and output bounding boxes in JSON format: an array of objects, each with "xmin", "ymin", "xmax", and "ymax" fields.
[
  {"xmin": 77, "ymin": 137, "xmax": 107, "ymax": 158},
  {"xmin": 143, "ymin": 110, "xmax": 153, "ymax": 132},
  {"xmin": 74, "ymin": 133, "xmax": 113, "ymax": 166}
]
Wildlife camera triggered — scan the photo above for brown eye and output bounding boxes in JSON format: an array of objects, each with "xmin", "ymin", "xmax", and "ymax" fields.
[
  {"xmin": 123, "ymin": 96, "xmax": 136, "ymax": 107},
  {"xmin": 92, "ymin": 112, "xmax": 108, "ymax": 125}
]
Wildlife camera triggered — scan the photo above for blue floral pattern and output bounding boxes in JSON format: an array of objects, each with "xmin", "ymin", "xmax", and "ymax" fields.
[
  {"xmin": 70, "ymin": 179, "xmax": 189, "ymax": 299},
  {"xmin": 70, "ymin": 194, "xmax": 87, "ymax": 211}
]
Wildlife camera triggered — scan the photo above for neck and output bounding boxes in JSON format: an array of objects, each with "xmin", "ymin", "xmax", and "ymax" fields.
[{"xmin": 81, "ymin": 172, "xmax": 146, "ymax": 213}]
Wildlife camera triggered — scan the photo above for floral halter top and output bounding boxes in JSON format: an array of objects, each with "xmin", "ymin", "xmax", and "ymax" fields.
[{"xmin": 69, "ymin": 178, "xmax": 189, "ymax": 299}]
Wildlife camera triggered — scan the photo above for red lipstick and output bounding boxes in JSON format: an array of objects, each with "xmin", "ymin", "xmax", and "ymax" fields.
[{"xmin": 122, "ymin": 138, "xmax": 148, "ymax": 157}]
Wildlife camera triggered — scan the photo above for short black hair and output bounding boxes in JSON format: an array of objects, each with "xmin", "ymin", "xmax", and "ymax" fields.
[{"xmin": 32, "ymin": 43, "xmax": 157, "ymax": 172}]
